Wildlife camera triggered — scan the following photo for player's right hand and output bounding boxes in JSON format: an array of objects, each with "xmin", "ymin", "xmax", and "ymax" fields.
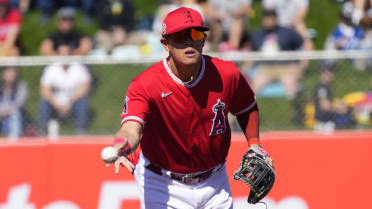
[
  {"xmin": 106, "ymin": 156, "xmax": 135, "ymax": 175},
  {"xmin": 105, "ymin": 144, "xmax": 135, "ymax": 174},
  {"xmin": 105, "ymin": 136, "xmax": 139, "ymax": 174}
]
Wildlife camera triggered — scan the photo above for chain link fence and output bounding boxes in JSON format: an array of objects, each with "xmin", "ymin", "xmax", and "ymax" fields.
[{"xmin": 0, "ymin": 50, "xmax": 371, "ymax": 139}]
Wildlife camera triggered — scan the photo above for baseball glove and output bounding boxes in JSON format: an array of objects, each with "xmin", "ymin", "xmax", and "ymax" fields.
[{"xmin": 233, "ymin": 146, "xmax": 276, "ymax": 204}]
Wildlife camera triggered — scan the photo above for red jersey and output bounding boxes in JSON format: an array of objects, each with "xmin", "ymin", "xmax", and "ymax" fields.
[
  {"xmin": 121, "ymin": 55, "xmax": 256, "ymax": 173},
  {"xmin": 0, "ymin": 8, "xmax": 21, "ymax": 41}
]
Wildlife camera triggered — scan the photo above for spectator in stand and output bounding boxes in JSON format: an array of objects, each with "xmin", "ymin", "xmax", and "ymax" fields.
[
  {"xmin": 342, "ymin": 75, "xmax": 372, "ymax": 125},
  {"xmin": 313, "ymin": 63, "xmax": 355, "ymax": 132},
  {"xmin": 9, "ymin": 0, "xmax": 30, "ymax": 14},
  {"xmin": 207, "ymin": 0, "xmax": 252, "ymax": 51},
  {"xmin": 39, "ymin": 44, "xmax": 91, "ymax": 135},
  {"xmin": 325, "ymin": 2, "xmax": 367, "ymax": 70},
  {"xmin": 351, "ymin": 0, "xmax": 372, "ymax": 30},
  {"xmin": 39, "ymin": 7, "xmax": 93, "ymax": 56},
  {"xmin": 325, "ymin": 1, "xmax": 365, "ymax": 51},
  {"xmin": 349, "ymin": 0, "xmax": 372, "ymax": 26},
  {"xmin": 263, "ymin": 0, "xmax": 313, "ymax": 51},
  {"xmin": 0, "ymin": 66, "xmax": 28, "ymax": 139},
  {"xmin": 36, "ymin": 0, "xmax": 96, "ymax": 25},
  {"xmin": 93, "ymin": 0, "xmax": 135, "ymax": 54},
  {"xmin": 0, "ymin": 0, "xmax": 22, "ymax": 56},
  {"xmin": 250, "ymin": 8, "xmax": 304, "ymax": 99}
]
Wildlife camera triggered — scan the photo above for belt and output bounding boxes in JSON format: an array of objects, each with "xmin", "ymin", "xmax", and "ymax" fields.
[{"xmin": 145, "ymin": 163, "xmax": 223, "ymax": 185}]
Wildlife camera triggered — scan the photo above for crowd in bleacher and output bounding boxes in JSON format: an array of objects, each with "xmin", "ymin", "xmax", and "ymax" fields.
[
  {"xmin": 1, "ymin": 0, "xmax": 312, "ymax": 58},
  {"xmin": 2, "ymin": 0, "xmax": 372, "ymax": 57}
]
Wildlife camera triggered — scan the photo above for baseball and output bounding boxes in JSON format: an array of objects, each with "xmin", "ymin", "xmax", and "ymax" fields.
[{"xmin": 101, "ymin": 146, "xmax": 118, "ymax": 163}]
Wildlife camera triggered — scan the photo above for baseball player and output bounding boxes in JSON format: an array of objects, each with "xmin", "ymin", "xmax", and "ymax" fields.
[{"xmin": 105, "ymin": 7, "xmax": 273, "ymax": 208}]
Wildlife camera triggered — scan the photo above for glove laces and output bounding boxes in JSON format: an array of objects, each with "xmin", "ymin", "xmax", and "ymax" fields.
[{"xmin": 257, "ymin": 201, "xmax": 268, "ymax": 209}]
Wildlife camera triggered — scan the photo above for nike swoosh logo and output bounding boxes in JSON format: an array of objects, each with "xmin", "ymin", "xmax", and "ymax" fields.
[{"xmin": 161, "ymin": 92, "xmax": 172, "ymax": 98}]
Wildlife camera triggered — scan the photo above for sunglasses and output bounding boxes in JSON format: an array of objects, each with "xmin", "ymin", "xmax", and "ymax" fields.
[{"xmin": 168, "ymin": 28, "xmax": 205, "ymax": 44}]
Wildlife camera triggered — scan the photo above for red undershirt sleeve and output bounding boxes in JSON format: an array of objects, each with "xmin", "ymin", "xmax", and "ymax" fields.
[{"xmin": 236, "ymin": 104, "xmax": 261, "ymax": 146}]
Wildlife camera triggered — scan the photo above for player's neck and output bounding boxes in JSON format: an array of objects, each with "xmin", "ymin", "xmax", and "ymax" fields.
[{"xmin": 168, "ymin": 58, "xmax": 201, "ymax": 83}]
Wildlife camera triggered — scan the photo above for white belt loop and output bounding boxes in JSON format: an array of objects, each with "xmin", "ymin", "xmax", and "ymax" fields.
[
  {"xmin": 215, "ymin": 163, "xmax": 223, "ymax": 172},
  {"xmin": 165, "ymin": 170, "xmax": 172, "ymax": 177}
]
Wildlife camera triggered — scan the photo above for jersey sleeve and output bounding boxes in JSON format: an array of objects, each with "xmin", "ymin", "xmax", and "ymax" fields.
[
  {"xmin": 230, "ymin": 66, "xmax": 257, "ymax": 115},
  {"xmin": 120, "ymin": 78, "xmax": 150, "ymax": 126}
]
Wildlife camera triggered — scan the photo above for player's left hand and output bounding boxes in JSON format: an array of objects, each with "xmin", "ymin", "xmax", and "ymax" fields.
[
  {"xmin": 233, "ymin": 145, "xmax": 276, "ymax": 204},
  {"xmin": 250, "ymin": 144, "xmax": 274, "ymax": 167},
  {"xmin": 264, "ymin": 155, "xmax": 274, "ymax": 167}
]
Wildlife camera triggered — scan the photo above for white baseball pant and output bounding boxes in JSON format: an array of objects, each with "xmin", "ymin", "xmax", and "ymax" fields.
[{"xmin": 134, "ymin": 152, "xmax": 233, "ymax": 209}]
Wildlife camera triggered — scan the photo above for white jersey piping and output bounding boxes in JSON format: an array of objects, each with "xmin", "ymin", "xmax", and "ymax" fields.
[
  {"xmin": 163, "ymin": 56, "xmax": 205, "ymax": 88},
  {"xmin": 232, "ymin": 98, "xmax": 257, "ymax": 115},
  {"xmin": 121, "ymin": 116, "xmax": 145, "ymax": 126}
]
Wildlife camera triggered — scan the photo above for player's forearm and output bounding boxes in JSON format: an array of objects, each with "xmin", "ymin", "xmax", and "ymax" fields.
[
  {"xmin": 114, "ymin": 121, "xmax": 142, "ymax": 155},
  {"xmin": 236, "ymin": 105, "xmax": 260, "ymax": 146}
]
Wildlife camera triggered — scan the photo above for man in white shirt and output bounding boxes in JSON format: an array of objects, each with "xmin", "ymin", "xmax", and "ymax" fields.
[{"xmin": 39, "ymin": 45, "xmax": 91, "ymax": 135}]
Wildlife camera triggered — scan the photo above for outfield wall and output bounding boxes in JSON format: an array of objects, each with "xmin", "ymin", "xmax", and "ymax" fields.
[{"xmin": 0, "ymin": 131, "xmax": 372, "ymax": 209}]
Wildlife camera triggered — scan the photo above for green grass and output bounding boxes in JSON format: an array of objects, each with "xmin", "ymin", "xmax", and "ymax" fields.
[
  {"xmin": 88, "ymin": 64, "xmax": 148, "ymax": 134},
  {"xmin": 305, "ymin": 0, "xmax": 341, "ymax": 49},
  {"xmin": 258, "ymin": 98, "xmax": 295, "ymax": 130}
]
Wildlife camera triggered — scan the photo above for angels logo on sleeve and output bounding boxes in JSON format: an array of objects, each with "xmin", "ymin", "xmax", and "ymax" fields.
[
  {"xmin": 210, "ymin": 99, "xmax": 227, "ymax": 136},
  {"xmin": 122, "ymin": 96, "xmax": 129, "ymax": 114}
]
